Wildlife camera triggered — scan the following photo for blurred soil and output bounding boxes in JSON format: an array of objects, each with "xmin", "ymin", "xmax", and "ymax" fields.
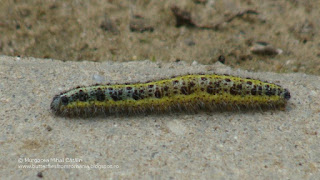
[{"xmin": 0, "ymin": 0, "xmax": 319, "ymax": 74}]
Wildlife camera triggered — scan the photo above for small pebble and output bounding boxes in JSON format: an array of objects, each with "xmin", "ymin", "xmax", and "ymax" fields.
[
  {"xmin": 92, "ymin": 74, "xmax": 105, "ymax": 83},
  {"xmin": 218, "ymin": 55, "xmax": 226, "ymax": 64},
  {"xmin": 250, "ymin": 42, "xmax": 282, "ymax": 56}
]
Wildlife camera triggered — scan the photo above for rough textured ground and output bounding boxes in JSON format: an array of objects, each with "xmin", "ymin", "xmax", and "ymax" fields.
[
  {"xmin": 1, "ymin": 0, "xmax": 320, "ymax": 75},
  {"xmin": 0, "ymin": 55, "xmax": 319, "ymax": 179}
]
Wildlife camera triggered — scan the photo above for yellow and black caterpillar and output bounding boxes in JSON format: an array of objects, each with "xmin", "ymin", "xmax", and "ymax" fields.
[{"xmin": 50, "ymin": 74, "xmax": 291, "ymax": 116}]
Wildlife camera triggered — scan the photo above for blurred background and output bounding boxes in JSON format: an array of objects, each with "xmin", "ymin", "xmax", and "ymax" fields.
[{"xmin": 0, "ymin": 0, "xmax": 319, "ymax": 75}]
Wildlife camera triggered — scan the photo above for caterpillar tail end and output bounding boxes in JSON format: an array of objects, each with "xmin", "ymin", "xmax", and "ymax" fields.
[{"xmin": 284, "ymin": 89, "xmax": 291, "ymax": 100}]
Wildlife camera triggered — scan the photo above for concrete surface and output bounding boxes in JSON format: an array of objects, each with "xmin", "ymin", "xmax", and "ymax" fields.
[{"xmin": 0, "ymin": 55, "xmax": 319, "ymax": 179}]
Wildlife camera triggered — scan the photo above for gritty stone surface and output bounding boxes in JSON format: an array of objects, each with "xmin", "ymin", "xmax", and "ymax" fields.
[{"xmin": 0, "ymin": 55, "xmax": 319, "ymax": 179}]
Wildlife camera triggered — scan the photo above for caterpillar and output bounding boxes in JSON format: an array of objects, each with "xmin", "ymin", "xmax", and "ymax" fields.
[{"xmin": 50, "ymin": 74, "xmax": 291, "ymax": 117}]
